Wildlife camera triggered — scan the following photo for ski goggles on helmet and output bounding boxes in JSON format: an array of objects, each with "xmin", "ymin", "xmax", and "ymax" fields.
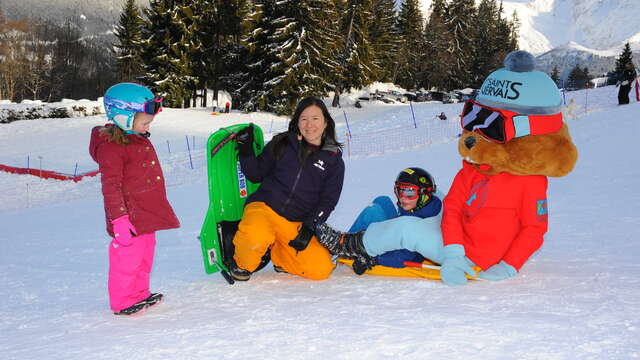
[
  {"xmin": 461, "ymin": 99, "xmax": 563, "ymax": 143},
  {"xmin": 394, "ymin": 182, "xmax": 421, "ymax": 200},
  {"xmin": 104, "ymin": 96, "xmax": 164, "ymax": 115}
]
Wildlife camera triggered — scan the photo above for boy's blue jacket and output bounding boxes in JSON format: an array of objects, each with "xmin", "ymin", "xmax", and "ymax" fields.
[{"xmin": 239, "ymin": 132, "xmax": 345, "ymax": 227}]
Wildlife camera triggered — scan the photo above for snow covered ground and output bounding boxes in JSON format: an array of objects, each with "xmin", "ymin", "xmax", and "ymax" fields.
[{"xmin": 1, "ymin": 85, "xmax": 639, "ymax": 359}]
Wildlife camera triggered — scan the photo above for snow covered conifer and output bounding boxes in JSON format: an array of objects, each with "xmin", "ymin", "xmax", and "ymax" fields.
[
  {"xmin": 369, "ymin": 0, "xmax": 401, "ymax": 83},
  {"xmin": 469, "ymin": 0, "xmax": 502, "ymax": 88},
  {"xmin": 241, "ymin": 1, "xmax": 284, "ymax": 112},
  {"xmin": 328, "ymin": 0, "xmax": 379, "ymax": 109},
  {"xmin": 420, "ymin": 0, "xmax": 452, "ymax": 91},
  {"xmin": 266, "ymin": 0, "xmax": 340, "ymax": 113},
  {"xmin": 395, "ymin": 0, "xmax": 424, "ymax": 90},
  {"xmin": 614, "ymin": 42, "xmax": 634, "ymax": 78},
  {"xmin": 114, "ymin": 0, "xmax": 145, "ymax": 83},
  {"xmin": 242, "ymin": 0, "xmax": 339, "ymax": 114},
  {"xmin": 140, "ymin": 0, "xmax": 197, "ymax": 107},
  {"xmin": 445, "ymin": 0, "xmax": 477, "ymax": 90}
]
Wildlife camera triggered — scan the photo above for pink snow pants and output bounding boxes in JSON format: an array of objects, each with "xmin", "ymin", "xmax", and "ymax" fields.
[{"xmin": 108, "ymin": 232, "xmax": 156, "ymax": 312}]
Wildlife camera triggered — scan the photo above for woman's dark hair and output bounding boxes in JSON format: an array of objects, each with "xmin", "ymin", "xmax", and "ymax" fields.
[{"xmin": 272, "ymin": 96, "xmax": 342, "ymax": 162}]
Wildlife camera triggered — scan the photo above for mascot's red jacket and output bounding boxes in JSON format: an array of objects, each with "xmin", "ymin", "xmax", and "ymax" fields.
[{"xmin": 441, "ymin": 161, "xmax": 548, "ymax": 270}]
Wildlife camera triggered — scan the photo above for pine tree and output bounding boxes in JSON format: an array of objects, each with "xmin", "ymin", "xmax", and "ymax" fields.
[
  {"xmin": 241, "ymin": 1, "xmax": 286, "ymax": 112},
  {"xmin": 329, "ymin": 0, "xmax": 351, "ymax": 107},
  {"xmin": 140, "ymin": 0, "xmax": 198, "ymax": 107},
  {"xmin": 470, "ymin": 0, "xmax": 500, "ymax": 88},
  {"xmin": 567, "ymin": 64, "xmax": 587, "ymax": 89},
  {"xmin": 493, "ymin": 2, "xmax": 518, "ymax": 65},
  {"xmin": 614, "ymin": 42, "xmax": 634, "ymax": 77},
  {"xmin": 264, "ymin": 0, "xmax": 341, "ymax": 113},
  {"xmin": 550, "ymin": 65, "xmax": 560, "ymax": 85},
  {"xmin": 114, "ymin": 0, "xmax": 145, "ymax": 83},
  {"xmin": 420, "ymin": 0, "xmax": 453, "ymax": 91},
  {"xmin": 140, "ymin": 0, "xmax": 174, "ymax": 100},
  {"xmin": 191, "ymin": 0, "xmax": 251, "ymax": 108},
  {"xmin": 369, "ymin": 0, "xmax": 400, "ymax": 83},
  {"xmin": 188, "ymin": 0, "xmax": 215, "ymax": 107},
  {"xmin": 48, "ymin": 20, "xmax": 85, "ymax": 101},
  {"xmin": 217, "ymin": 0, "xmax": 253, "ymax": 106},
  {"xmin": 508, "ymin": 10, "xmax": 520, "ymax": 50},
  {"xmin": 395, "ymin": 0, "xmax": 424, "ymax": 90},
  {"xmin": 330, "ymin": 0, "xmax": 377, "ymax": 108},
  {"xmin": 445, "ymin": 0, "xmax": 477, "ymax": 90},
  {"xmin": 344, "ymin": 0, "xmax": 378, "ymax": 89}
]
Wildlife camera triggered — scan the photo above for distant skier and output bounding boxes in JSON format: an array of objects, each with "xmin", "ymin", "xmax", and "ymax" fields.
[
  {"xmin": 225, "ymin": 101, "xmax": 231, "ymax": 113},
  {"xmin": 89, "ymin": 83, "xmax": 180, "ymax": 316},
  {"xmin": 618, "ymin": 62, "xmax": 637, "ymax": 105},
  {"xmin": 438, "ymin": 112, "xmax": 447, "ymax": 120}
]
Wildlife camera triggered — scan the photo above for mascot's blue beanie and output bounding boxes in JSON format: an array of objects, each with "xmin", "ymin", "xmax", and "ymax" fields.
[{"xmin": 476, "ymin": 50, "xmax": 562, "ymax": 115}]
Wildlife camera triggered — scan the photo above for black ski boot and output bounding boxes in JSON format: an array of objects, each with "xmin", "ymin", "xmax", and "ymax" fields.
[
  {"xmin": 273, "ymin": 265, "xmax": 288, "ymax": 274},
  {"xmin": 114, "ymin": 301, "xmax": 148, "ymax": 316},
  {"xmin": 229, "ymin": 261, "xmax": 251, "ymax": 281},
  {"xmin": 316, "ymin": 223, "xmax": 375, "ymax": 271},
  {"xmin": 144, "ymin": 293, "xmax": 163, "ymax": 307}
]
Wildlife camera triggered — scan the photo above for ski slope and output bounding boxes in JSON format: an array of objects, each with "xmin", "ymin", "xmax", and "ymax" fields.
[{"xmin": 1, "ymin": 85, "xmax": 639, "ymax": 359}]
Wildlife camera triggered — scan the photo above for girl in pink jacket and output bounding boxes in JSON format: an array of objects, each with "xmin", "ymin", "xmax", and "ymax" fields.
[{"xmin": 89, "ymin": 83, "xmax": 180, "ymax": 315}]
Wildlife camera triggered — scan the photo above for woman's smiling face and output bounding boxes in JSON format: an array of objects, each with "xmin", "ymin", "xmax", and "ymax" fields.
[{"xmin": 297, "ymin": 105, "xmax": 327, "ymax": 145}]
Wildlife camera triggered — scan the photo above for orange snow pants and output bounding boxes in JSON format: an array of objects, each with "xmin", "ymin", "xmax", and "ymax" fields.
[{"xmin": 233, "ymin": 202, "xmax": 335, "ymax": 280}]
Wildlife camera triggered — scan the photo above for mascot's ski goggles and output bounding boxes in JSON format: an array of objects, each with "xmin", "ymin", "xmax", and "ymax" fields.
[
  {"xmin": 461, "ymin": 99, "xmax": 563, "ymax": 143},
  {"xmin": 104, "ymin": 96, "xmax": 164, "ymax": 115},
  {"xmin": 394, "ymin": 182, "xmax": 421, "ymax": 200}
]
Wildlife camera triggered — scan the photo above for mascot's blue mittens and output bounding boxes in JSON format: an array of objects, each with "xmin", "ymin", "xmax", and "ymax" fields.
[
  {"xmin": 478, "ymin": 261, "xmax": 517, "ymax": 281},
  {"xmin": 440, "ymin": 244, "xmax": 477, "ymax": 286}
]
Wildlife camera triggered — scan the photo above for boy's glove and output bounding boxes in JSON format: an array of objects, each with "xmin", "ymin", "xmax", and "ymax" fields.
[
  {"xmin": 440, "ymin": 244, "xmax": 477, "ymax": 286},
  {"xmin": 352, "ymin": 257, "xmax": 376, "ymax": 275},
  {"xmin": 478, "ymin": 261, "xmax": 517, "ymax": 281},
  {"xmin": 112, "ymin": 215, "xmax": 137, "ymax": 246},
  {"xmin": 621, "ymin": 80, "xmax": 629, "ymax": 86},
  {"xmin": 288, "ymin": 223, "xmax": 315, "ymax": 252},
  {"xmin": 236, "ymin": 125, "xmax": 255, "ymax": 156}
]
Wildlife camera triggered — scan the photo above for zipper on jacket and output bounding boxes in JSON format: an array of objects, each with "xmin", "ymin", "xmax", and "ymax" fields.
[{"xmin": 281, "ymin": 166, "xmax": 304, "ymax": 214}]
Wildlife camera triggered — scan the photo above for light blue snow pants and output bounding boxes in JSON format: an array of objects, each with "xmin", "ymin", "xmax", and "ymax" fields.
[
  {"xmin": 362, "ymin": 214, "xmax": 445, "ymax": 265},
  {"xmin": 348, "ymin": 196, "xmax": 398, "ymax": 232}
]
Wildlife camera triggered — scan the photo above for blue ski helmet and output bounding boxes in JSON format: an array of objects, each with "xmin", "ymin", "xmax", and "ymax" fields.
[
  {"xmin": 103, "ymin": 83, "xmax": 156, "ymax": 132},
  {"xmin": 476, "ymin": 50, "xmax": 562, "ymax": 115}
]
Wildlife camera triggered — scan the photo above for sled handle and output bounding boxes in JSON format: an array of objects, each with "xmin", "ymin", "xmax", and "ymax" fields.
[{"xmin": 210, "ymin": 132, "xmax": 237, "ymax": 158}]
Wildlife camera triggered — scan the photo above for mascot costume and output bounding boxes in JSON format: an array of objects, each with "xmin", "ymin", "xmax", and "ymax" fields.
[{"xmin": 316, "ymin": 50, "xmax": 578, "ymax": 285}]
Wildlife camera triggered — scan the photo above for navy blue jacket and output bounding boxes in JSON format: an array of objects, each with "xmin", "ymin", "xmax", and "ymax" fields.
[
  {"xmin": 397, "ymin": 196, "xmax": 442, "ymax": 218},
  {"xmin": 240, "ymin": 132, "xmax": 345, "ymax": 226}
]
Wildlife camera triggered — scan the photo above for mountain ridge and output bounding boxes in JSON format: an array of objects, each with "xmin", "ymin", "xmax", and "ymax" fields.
[{"xmin": 4, "ymin": 0, "xmax": 639, "ymax": 78}]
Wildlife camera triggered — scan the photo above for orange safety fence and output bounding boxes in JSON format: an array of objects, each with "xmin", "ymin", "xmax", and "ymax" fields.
[{"xmin": 0, "ymin": 163, "xmax": 99, "ymax": 182}]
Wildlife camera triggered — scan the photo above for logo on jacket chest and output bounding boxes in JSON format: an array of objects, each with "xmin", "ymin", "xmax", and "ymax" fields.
[
  {"xmin": 313, "ymin": 159, "xmax": 326, "ymax": 171},
  {"xmin": 464, "ymin": 179, "xmax": 489, "ymax": 217}
]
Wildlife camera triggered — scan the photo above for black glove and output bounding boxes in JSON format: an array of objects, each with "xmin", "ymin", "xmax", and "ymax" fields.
[
  {"xmin": 288, "ymin": 223, "xmax": 315, "ymax": 252},
  {"xmin": 236, "ymin": 125, "xmax": 255, "ymax": 156},
  {"xmin": 352, "ymin": 257, "xmax": 376, "ymax": 275}
]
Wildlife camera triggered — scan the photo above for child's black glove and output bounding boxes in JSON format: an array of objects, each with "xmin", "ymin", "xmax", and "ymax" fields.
[
  {"xmin": 352, "ymin": 257, "xmax": 376, "ymax": 275},
  {"xmin": 288, "ymin": 223, "xmax": 315, "ymax": 252},
  {"xmin": 236, "ymin": 125, "xmax": 255, "ymax": 156}
]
